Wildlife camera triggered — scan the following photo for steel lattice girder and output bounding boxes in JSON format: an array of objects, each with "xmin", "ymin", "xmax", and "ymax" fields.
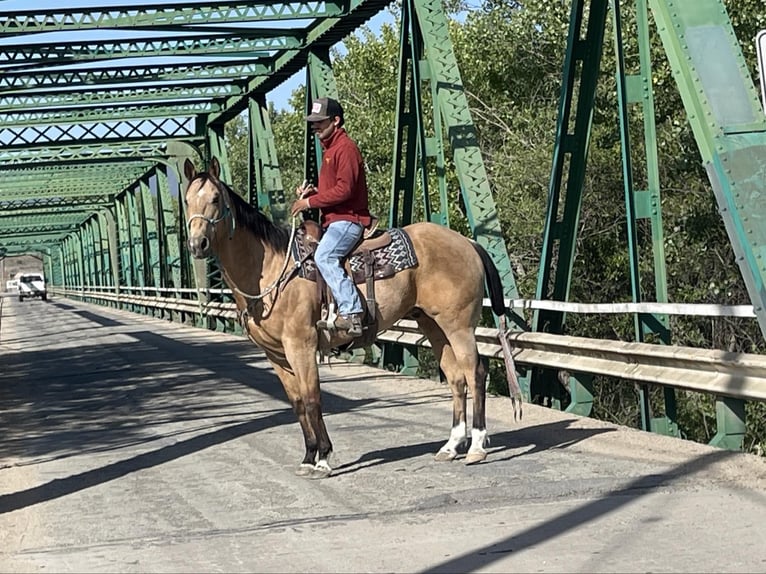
[{"xmin": 0, "ymin": 0, "xmax": 393, "ymax": 267}]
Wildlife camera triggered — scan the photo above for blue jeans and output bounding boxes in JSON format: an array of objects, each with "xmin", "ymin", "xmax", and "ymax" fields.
[{"xmin": 315, "ymin": 220, "xmax": 364, "ymax": 316}]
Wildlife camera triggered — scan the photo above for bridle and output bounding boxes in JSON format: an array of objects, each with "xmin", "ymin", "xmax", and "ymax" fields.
[
  {"xmin": 186, "ymin": 178, "xmax": 236, "ymax": 239},
  {"xmin": 185, "ymin": 175, "xmax": 299, "ymax": 314}
]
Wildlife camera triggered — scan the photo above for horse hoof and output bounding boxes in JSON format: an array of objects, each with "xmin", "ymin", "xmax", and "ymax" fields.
[
  {"xmin": 295, "ymin": 463, "xmax": 314, "ymax": 476},
  {"xmin": 309, "ymin": 460, "xmax": 333, "ymax": 479},
  {"xmin": 434, "ymin": 449, "xmax": 458, "ymax": 462},
  {"xmin": 464, "ymin": 451, "xmax": 487, "ymax": 465},
  {"xmin": 309, "ymin": 467, "xmax": 332, "ymax": 479}
]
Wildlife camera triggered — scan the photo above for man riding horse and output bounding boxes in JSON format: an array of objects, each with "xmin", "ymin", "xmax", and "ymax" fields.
[{"xmin": 290, "ymin": 97, "xmax": 370, "ymax": 338}]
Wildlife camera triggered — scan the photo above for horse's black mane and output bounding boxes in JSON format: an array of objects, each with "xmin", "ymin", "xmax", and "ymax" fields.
[{"xmin": 197, "ymin": 173, "xmax": 291, "ymax": 253}]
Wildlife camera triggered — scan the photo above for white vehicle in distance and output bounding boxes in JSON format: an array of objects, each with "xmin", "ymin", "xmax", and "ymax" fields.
[{"xmin": 16, "ymin": 272, "xmax": 47, "ymax": 302}]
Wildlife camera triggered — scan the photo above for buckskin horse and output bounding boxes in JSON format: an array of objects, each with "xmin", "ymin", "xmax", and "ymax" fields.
[{"xmin": 183, "ymin": 157, "xmax": 509, "ymax": 478}]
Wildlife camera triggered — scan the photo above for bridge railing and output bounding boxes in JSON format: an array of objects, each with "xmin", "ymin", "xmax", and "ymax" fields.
[{"xmin": 49, "ymin": 285, "xmax": 765, "ymax": 452}]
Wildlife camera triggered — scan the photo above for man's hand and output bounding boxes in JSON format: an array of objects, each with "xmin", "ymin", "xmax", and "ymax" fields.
[
  {"xmin": 290, "ymin": 197, "xmax": 311, "ymax": 217},
  {"xmin": 295, "ymin": 181, "xmax": 316, "ymax": 198}
]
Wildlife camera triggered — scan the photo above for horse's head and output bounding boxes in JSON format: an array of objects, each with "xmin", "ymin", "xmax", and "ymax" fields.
[{"xmin": 183, "ymin": 157, "xmax": 234, "ymax": 259}]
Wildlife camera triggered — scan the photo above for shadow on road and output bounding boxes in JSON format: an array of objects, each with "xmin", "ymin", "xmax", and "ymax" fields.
[{"xmin": 419, "ymin": 448, "xmax": 739, "ymax": 574}]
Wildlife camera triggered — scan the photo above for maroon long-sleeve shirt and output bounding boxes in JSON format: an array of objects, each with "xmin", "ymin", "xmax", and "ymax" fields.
[{"xmin": 310, "ymin": 128, "xmax": 372, "ymax": 228}]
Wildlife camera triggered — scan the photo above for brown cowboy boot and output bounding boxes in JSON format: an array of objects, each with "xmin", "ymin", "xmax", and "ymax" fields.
[{"xmin": 334, "ymin": 313, "xmax": 364, "ymax": 337}]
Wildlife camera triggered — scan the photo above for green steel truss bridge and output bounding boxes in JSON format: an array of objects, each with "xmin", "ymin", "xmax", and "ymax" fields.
[{"xmin": 1, "ymin": 0, "xmax": 765, "ymax": 448}]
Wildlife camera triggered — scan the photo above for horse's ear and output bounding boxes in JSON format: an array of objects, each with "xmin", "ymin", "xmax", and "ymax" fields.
[
  {"xmin": 210, "ymin": 157, "xmax": 221, "ymax": 180},
  {"xmin": 183, "ymin": 158, "xmax": 197, "ymax": 181}
]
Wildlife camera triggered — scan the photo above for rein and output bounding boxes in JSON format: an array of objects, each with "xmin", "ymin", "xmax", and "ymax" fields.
[
  {"xmin": 190, "ymin": 193, "xmax": 300, "ymax": 314},
  {"xmin": 187, "ymin": 176, "xmax": 300, "ymax": 313},
  {"xmin": 226, "ymin": 215, "xmax": 299, "ymax": 306}
]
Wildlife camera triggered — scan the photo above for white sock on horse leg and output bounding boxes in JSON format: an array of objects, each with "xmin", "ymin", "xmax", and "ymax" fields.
[
  {"xmin": 468, "ymin": 427, "xmax": 489, "ymax": 453},
  {"xmin": 439, "ymin": 421, "xmax": 468, "ymax": 455}
]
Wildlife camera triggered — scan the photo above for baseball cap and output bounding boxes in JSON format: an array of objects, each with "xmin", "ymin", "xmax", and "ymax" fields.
[{"xmin": 305, "ymin": 97, "xmax": 344, "ymax": 123}]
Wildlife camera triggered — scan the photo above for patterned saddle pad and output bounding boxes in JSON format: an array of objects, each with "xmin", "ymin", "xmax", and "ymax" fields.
[{"xmin": 291, "ymin": 226, "xmax": 418, "ymax": 284}]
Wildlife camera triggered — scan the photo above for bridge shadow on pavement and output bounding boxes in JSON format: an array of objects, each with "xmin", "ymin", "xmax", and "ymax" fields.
[
  {"xmin": 419, "ymin": 448, "xmax": 740, "ymax": 574},
  {"xmin": 0, "ymin": 303, "xmax": 380, "ymax": 514}
]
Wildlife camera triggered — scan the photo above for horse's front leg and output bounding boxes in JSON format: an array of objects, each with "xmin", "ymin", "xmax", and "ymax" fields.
[
  {"xmin": 283, "ymin": 338, "xmax": 333, "ymax": 479},
  {"xmin": 266, "ymin": 355, "xmax": 319, "ymax": 475}
]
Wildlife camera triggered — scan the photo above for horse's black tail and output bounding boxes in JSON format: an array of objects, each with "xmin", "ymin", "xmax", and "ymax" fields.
[{"xmin": 472, "ymin": 242, "xmax": 506, "ymax": 317}]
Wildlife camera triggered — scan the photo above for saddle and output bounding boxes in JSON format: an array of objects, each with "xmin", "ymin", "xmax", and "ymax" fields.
[{"xmin": 288, "ymin": 219, "xmax": 419, "ymax": 346}]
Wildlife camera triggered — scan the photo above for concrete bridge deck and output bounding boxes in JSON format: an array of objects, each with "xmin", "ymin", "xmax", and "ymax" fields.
[{"xmin": 1, "ymin": 295, "xmax": 766, "ymax": 573}]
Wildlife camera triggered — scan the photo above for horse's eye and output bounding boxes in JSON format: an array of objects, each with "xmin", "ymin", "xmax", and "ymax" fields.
[{"xmin": 211, "ymin": 196, "xmax": 219, "ymax": 204}]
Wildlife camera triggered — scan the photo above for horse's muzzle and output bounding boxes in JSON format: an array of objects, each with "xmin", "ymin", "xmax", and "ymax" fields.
[{"xmin": 188, "ymin": 234, "xmax": 211, "ymax": 259}]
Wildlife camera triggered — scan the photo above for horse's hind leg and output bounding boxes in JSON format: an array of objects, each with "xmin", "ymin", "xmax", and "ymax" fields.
[
  {"xmin": 464, "ymin": 346, "xmax": 489, "ymax": 464},
  {"xmin": 422, "ymin": 315, "xmax": 490, "ymax": 464},
  {"xmin": 416, "ymin": 315, "xmax": 469, "ymax": 461}
]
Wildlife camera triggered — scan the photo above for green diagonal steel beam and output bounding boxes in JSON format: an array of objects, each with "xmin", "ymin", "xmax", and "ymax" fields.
[
  {"xmin": 411, "ymin": 0, "xmax": 520, "ymax": 320},
  {"xmin": 649, "ymin": 0, "xmax": 766, "ymax": 341},
  {"xmin": 209, "ymin": 0, "xmax": 394, "ymax": 124}
]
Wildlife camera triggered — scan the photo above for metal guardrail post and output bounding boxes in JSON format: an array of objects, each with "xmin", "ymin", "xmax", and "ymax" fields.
[
  {"xmin": 709, "ymin": 397, "xmax": 746, "ymax": 450},
  {"xmin": 564, "ymin": 372, "xmax": 594, "ymax": 417}
]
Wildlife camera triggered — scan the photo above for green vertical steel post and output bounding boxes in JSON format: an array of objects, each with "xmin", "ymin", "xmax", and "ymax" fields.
[
  {"xmin": 65, "ymin": 237, "xmax": 74, "ymax": 289},
  {"xmin": 115, "ymin": 198, "xmax": 132, "ymax": 308},
  {"xmin": 249, "ymin": 94, "xmax": 287, "ymax": 222},
  {"xmin": 86, "ymin": 220, "xmax": 97, "ymax": 288},
  {"xmin": 73, "ymin": 233, "xmax": 84, "ymax": 292},
  {"xmin": 140, "ymin": 177, "xmax": 162, "ymax": 313},
  {"xmin": 382, "ymin": 9, "xmax": 424, "ymax": 372},
  {"xmin": 61, "ymin": 238, "xmax": 70, "ymax": 289},
  {"xmin": 390, "ymin": 3, "xmax": 420, "ymax": 228},
  {"xmin": 202, "ymin": 128, "xmax": 231, "ymax": 332},
  {"xmin": 53, "ymin": 247, "xmax": 64, "ymax": 288},
  {"xmin": 611, "ymin": 0, "xmax": 653, "ymax": 432},
  {"xmin": 125, "ymin": 192, "xmax": 146, "ymax": 294},
  {"xmin": 158, "ymin": 168, "xmax": 182, "ymax": 320},
  {"xmin": 532, "ymin": 0, "xmax": 609, "ymax": 404},
  {"xmin": 168, "ymin": 141, "xmax": 205, "ymax": 326},
  {"xmin": 404, "ymin": 0, "xmax": 432, "ymax": 224},
  {"xmin": 632, "ymin": 0, "xmax": 678, "ymax": 436},
  {"xmin": 127, "ymin": 189, "xmax": 146, "ymax": 300},
  {"xmin": 427, "ymin": 53, "xmax": 449, "ymax": 228},
  {"xmin": 303, "ymin": 48, "xmax": 338, "ymax": 218},
  {"xmin": 155, "ymin": 168, "xmax": 182, "ymax": 289},
  {"xmin": 81, "ymin": 221, "xmax": 94, "ymax": 290},
  {"xmin": 64, "ymin": 237, "xmax": 72, "ymax": 289},
  {"xmin": 101, "ymin": 208, "xmax": 121, "ymax": 305},
  {"xmin": 95, "ymin": 220, "xmax": 105, "ymax": 289}
]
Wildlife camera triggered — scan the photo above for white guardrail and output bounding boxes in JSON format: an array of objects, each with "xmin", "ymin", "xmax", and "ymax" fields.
[{"xmin": 51, "ymin": 287, "xmax": 766, "ymax": 403}]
